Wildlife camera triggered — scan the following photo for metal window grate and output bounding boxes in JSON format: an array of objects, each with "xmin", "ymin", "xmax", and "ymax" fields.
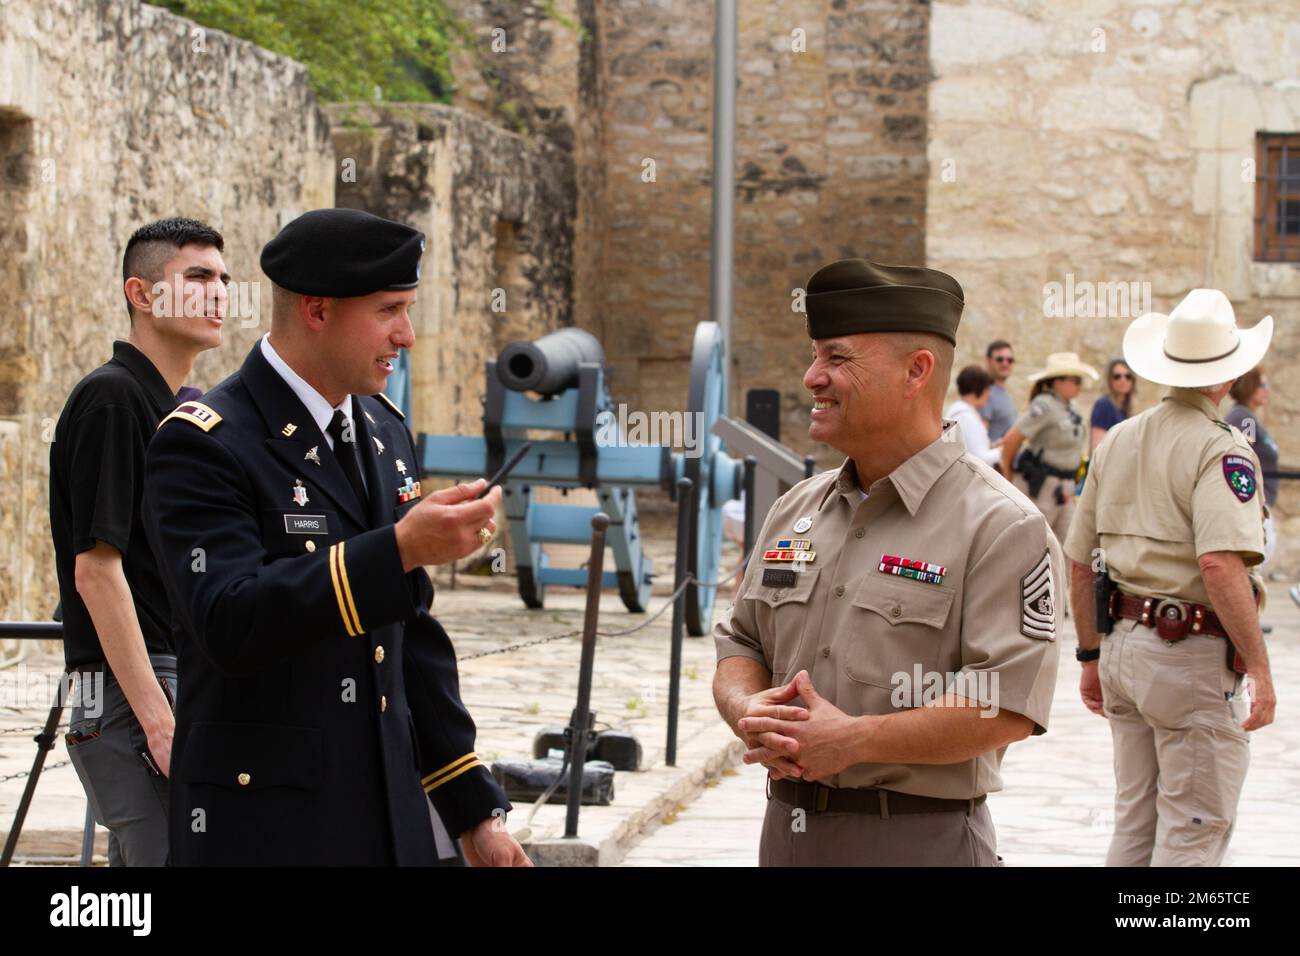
[{"xmin": 1255, "ymin": 133, "xmax": 1300, "ymax": 262}]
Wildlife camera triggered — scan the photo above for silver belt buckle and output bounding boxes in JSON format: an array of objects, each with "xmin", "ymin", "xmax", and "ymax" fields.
[{"xmin": 1153, "ymin": 598, "xmax": 1187, "ymax": 646}]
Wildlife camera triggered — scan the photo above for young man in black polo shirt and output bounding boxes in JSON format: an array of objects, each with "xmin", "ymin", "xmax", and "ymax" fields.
[{"xmin": 50, "ymin": 217, "xmax": 228, "ymax": 866}]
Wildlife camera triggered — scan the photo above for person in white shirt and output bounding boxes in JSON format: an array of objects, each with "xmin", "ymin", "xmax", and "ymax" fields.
[{"xmin": 946, "ymin": 364, "xmax": 1002, "ymax": 467}]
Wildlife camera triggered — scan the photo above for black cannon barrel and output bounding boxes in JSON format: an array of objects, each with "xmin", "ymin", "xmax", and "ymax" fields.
[{"xmin": 497, "ymin": 327, "xmax": 605, "ymax": 395}]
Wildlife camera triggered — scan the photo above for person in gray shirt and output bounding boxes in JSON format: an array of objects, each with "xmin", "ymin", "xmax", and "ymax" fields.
[
  {"xmin": 1224, "ymin": 366, "xmax": 1278, "ymax": 559},
  {"xmin": 981, "ymin": 339, "xmax": 1017, "ymax": 442}
]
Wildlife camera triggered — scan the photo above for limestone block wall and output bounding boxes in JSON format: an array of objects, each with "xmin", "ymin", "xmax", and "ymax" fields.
[
  {"xmin": 0, "ymin": 0, "xmax": 334, "ymax": 621},
  {"xmin": 593, "ymin": 0, "xmax": 931, "ymax": 458},
  {"xmin": 444, "ymin": 0, "xmax": 609, "ymax": 386},
  {"xmin": 446, "ymin": 0, "xmax": 931, "ymax": 460},
  {"xmin": 927, "ymin": 0, "xmax": 1300, "ymax": 568},
  {"xmin": 329, "ymin": 103, "xmax": 576, "ymax": 440}
]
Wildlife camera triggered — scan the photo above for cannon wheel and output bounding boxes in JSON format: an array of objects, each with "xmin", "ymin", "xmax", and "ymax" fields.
[{"xmin": 683, "ymin": 322, "xmax": 727, "ymax": 636}]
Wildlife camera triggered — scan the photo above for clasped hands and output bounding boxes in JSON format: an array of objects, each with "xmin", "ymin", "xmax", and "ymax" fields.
[{"xmin": 735, "ymin": 670, "xmax": 863, "ymax": 782}]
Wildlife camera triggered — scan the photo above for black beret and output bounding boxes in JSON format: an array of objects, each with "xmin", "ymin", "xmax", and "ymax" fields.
[
  {"xmin": 260, "ymin": 208, "xmax": 425, "ymax": 297},
  {"xmin": 805, "ymin": 259, "xmax": 964, "ymax": 345}
]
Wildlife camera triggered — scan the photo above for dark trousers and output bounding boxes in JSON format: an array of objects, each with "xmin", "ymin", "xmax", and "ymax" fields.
[{"xmin": 67, "ymin": 655, "xmax": 176, "ymax": 866}]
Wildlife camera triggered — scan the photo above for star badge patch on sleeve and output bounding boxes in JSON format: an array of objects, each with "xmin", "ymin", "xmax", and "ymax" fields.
[
  {"xmin": 1222, "ymin": 455, "xmax": 1257, "ymax": 503},
  {"xmin": 1020, "ymin": 550, "xmax": 1055, "ymax": 640}
]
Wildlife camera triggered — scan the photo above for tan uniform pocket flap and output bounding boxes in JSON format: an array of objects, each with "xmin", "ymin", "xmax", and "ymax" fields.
[{"xmin": 851, "ymin": 575, "xmax": 956, "ymax": 628}]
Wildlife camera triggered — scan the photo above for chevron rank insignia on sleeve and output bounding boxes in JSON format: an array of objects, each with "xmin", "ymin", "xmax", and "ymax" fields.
[{"xmin": 1020, "ymin": 551, "xmax": 1055, "ymax": 640}]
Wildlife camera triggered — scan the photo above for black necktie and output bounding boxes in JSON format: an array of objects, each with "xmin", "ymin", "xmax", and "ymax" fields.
[{"xmin": 327, "ymin": 409, "xmax": 368, "ymax": 508}]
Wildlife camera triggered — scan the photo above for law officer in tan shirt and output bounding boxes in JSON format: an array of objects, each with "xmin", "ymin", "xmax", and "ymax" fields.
[
  {"xmin": 1000, "ymin": 352, "xmax": 1098, "ymax": 544},
  {"xmin": 1064, "ymin": 288, "xmax": 1277, "ymax": 867},
  {"xmin": 714, "ymin": 259, "xmax": 1062, "ymax": 866}
]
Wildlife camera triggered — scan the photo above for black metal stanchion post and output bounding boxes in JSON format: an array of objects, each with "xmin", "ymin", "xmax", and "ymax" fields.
[
  {"xmin": 0, "ymin": 621, "xmax": 69, "ymax": 868},
  {"xmin": 1, "ymin": 681, "xmax": 65, "ymax": 867},
  {"xmin": 564, "ymin": 512, "xmax": 609, "ymax": 839},
  {"xmin": 666, "ymin": 476, "xmax": 693, "ymax": 767},
  {"xmin": 804, "ymin": 454, "xmax": 816, "ymax": 480},
  {"xmin": 742, "ymin": 455, "xmax": 756, "ymax": 565}
]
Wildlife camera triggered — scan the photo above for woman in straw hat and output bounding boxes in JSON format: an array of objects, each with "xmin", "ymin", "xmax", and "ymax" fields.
[{"xmin": 999, "ymin": 352, "xmax": 1100, "ymax": 542}]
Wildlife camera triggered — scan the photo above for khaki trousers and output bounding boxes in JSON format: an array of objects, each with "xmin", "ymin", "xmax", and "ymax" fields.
[
  {"xmin": 1100, "ymin": 621, "xmax": 1250, "ymax": 866},
  {"xmin": 1015, "ymin": 474, "xmax": 1076, "ymax": 545},
  {"xmin": 759, "ymin": 793, "xmax": 999, "ymax": 866}
]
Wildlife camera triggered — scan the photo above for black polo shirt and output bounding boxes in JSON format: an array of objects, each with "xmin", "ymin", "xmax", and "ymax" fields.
[{"xmin": 50, "ymin": 341, "xmax": 182, "ymax": 670}]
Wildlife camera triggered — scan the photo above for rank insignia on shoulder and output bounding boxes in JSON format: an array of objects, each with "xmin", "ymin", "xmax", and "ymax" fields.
[
  {"xmin": 159, "ymin": 401, "xmax": 222, "ymax": 432},
  {"xmin": 397, "ymin": 476, "xmax": 422, "ymax": 503},
  {"xmin": 374, "ymin": 392, "xmax": 405, "ymax": 420},
  {"xmin": 1222, "ymin": 454, "xmax": 1257, "ymax": 503},
  {"xmin": 878, "ymin": 553, "xmax": 945, "ymax": 585}
]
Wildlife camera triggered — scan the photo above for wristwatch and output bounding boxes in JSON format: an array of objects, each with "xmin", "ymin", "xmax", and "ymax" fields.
[{"xmin": 1075, "ymin": 646, "xmax": 1100, "ymax": 663}]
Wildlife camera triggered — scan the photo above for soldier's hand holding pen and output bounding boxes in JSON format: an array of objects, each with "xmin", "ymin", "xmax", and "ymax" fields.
[{"xmin": 394, "ymin": 478, "xmax": 502, "ymax": 572}]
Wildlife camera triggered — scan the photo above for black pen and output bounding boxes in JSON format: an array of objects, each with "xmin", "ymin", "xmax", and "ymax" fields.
[{"xmin": 476, "ymin": 441, "xmax": 532, "ymax": 499}]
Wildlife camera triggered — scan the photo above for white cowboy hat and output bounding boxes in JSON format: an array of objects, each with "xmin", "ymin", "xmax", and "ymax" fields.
[
  {"xmin": 1123, "ymin": 289, "xmax": 1272, "ymax": 388},
  {"xmin": 1026, "ymin": 352, "xmax": 1100, "ymax": 385}
]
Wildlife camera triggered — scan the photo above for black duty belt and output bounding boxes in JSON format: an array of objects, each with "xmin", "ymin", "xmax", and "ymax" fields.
[
  {"xmin": 769, "ymin": 778, "xmax": 985, "ymax": 815},
  {"xmin": 1041, "ymin": 463, "xmax": 1079, "ymax": 480}
]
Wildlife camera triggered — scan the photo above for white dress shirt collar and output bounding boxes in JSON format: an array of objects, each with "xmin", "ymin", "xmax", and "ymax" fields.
[{"xmin": 259, "ymin": 334, "xmax": 353, "ymax": 449}]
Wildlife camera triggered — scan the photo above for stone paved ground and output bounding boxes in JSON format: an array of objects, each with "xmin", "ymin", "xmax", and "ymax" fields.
[
  {"xmin": 0, "ymin": 516, "xmax": 745, "ymax": 864},
  {"xmin": 4, "ymin": 518, "xmax": 1298, "ymax": 866},
  {"xmin": 621, "ymin": 582, "xmax": 1300, "ymax": 867}
]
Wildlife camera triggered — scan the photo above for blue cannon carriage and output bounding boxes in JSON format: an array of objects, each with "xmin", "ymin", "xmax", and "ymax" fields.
[{"xmin": 416, "ymin": 322, "xmax": 741, "ymax": 635}]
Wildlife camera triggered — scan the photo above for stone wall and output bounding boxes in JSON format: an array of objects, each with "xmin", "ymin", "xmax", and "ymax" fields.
[
  {"xmin": 444, "ymin": 1, "xmax": 609, "ymax": 378},
  {"xmin": 446, "ymin": 0, "xmax": 931, "ymax": 461},
  {"xmin": 595, "ymin": 0, "xmax": 931, "ymax": 460},
  {"xmin": 328, "ymin": 103, "xmax": 576, "ymax": 437},
  {"xmin": 926, "ymin": 0, "xmax": 1300, "ymax": 568},
  {"xmin": 0, "ymin": 0, "xmax": 335, "ymax": 621}
]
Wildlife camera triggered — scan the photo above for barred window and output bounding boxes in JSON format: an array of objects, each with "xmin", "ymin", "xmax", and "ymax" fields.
[{"xmin": 1255, "ymin": 133, "xmax": 1300, "ymax": 262}]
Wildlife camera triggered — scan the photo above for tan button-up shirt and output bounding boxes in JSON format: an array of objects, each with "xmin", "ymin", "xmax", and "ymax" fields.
[
  {"xmin": 1063, "ymin": 388, "xmax": 1265, "ymax": 605},
  {"xmin": 1014, "ymin": 392, "xmax": 1087, "ymax": 471},
  {"xmin": 715, "ymin": 423, "xmax": 1062, "ymax": 799}
]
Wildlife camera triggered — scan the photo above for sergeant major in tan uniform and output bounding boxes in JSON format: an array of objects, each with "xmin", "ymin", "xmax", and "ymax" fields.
[
  {"xmin": 1065, "ymin": 289, "xmax": 1277, "ymax": 867},
  {"xmin": 1000, "ymin": 353, "xmax": 1098, "ymax": 544},
  {"xmin": 713, "ymin": 260, "xmax": 1062, "ymax": 866}
]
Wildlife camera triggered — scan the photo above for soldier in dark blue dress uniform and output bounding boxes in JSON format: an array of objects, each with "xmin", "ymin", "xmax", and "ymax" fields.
[{"xmin": 144, "ymin": 208, "xmax": 530, "ymax": 866}]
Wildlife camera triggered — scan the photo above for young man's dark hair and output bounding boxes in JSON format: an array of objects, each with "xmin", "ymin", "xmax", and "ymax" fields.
[
  {"xmin": 985, "ymin": 339, "xmax": 1012, "ymax": 359},
  {"xmin": 957, "ymin": 365, "xmax": 994, "ymax": 398},
  {"xmin": 51, "ymin": 216, "xmax": 227, "ymax": 866},
  {"xmin": 122, "ymin": 217, "xmax": 225, "ymax": 320}
]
